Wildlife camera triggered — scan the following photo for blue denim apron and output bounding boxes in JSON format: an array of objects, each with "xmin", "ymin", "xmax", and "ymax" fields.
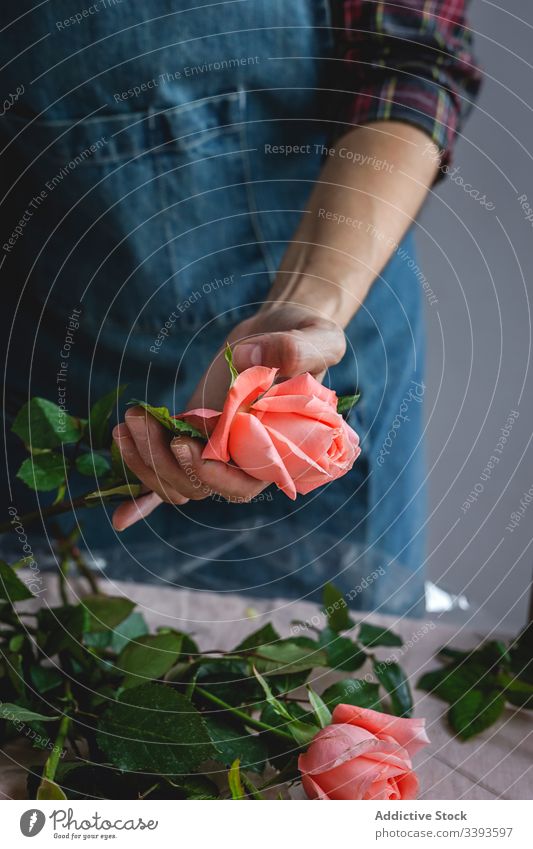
[{"xmin": 0, "ymin": 0, "xmax": 426, "ymax": 613}]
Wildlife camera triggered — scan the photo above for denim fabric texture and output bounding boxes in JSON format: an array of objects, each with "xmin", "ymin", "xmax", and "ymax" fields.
[{"xmin": 1, "ymin": 1, "xmax": 426, "ymax": 613}]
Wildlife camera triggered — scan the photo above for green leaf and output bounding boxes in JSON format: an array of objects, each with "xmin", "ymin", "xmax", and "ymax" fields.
[
  {"xmin": 206, "ymin": 717, "xmax": 268, "ymax": 773},
  {"xmin": 37, "ymin": 779, "xmax": 68, "ymax": 800},
  {"xmin": 337, "ymin": 393, "xmax": 360, "ymax": 414},
  {"xmin": 358, "ymin": 623, "xmax": 403, "ymax": 648},
  {"xmin": 0, "ymin": 703, "xmax": 59, "ymax": 723},
  {"xmin": 253, "ymin": 667, "xmax": 317, "ymax": 746},
  {"xmin": 439, "ymin": 640, "xmax": 510, "ymax": 678},
  {"xmin": 321, "ymin": 679, "xmax": 381, "ymax": 711},
  {"xmin": 474, "ymin": 640, "xmax": 511, "ymax": 669},
  {"xmin": 88, "ymin": 385, "xmax": 126, "ymax": 449},
  {"xmin": 37, "ymin": 605, "xmax": 88, "ymax": 659},
  {"xmin": 259, "ymin": 702, "xmax": 314, "ymax": 770},
  {"xmin": 85, "ymin": 483, "xmax": 143, "ymax": 500},
  {"xmin": 497, "ymin": 674, "xmax": 533, "ymax": 710},
  {"xmin": 240, "ymin": 772, "xmax": 264, "ymax": 800},
  {"xmin": 417, "ymin": 662, "xmax": 493, "ymax": 704},
  {"xmin": 17, "ymin": 453, "xmax": 69, "ymax": 491},
  {"xmin": 373, "ymin": 660, "xmax": 413, "ymax": 717},
  {"xmin": 510, "ymin": 623, "xmax": 533, "ymax": 685},
  {"xmin": 83, "ymin": 612, "xmax": 147, "ymax": 652},
  {"xmin": 322, "ymin": 582, "xmax": 352, "ymax": 632},
  {"xmin": 97, "ymin": 683, "xmax": 215, "ymax": 773},
  {"xmin": 224, "ymin": 342, "xmax": 239, "ymax": 385},
  {"xmin": 129, "ymin": 400, "xmax": 204, "ymax": 440},
  {"xmin": 0, "ymin": 560, "xmax": 33, "ymax": 602},
  {"xmin": 29, "ymin": 667, "xmax": 63, "ymax": 694},
  {"xmin": 174, "ymin": 631, "xmax": 199, "ymax": 658},
  {"xmin": 75, "ymin": 452, "xmax": 111, "ymax": 477},
  {"xmin": 166, "ymin": 775, "xmax": 220, "ymax": 800},
  {"xmin": 269, "ymin": 670, "xmax": 311, "ymax": 698},
  {"xmin": 307, "ymin": 686, "xmax": 332, "ymax": 728},
  {"xmin": 438, "ymin": 646, "xmax": 470, "ymax": 662},
  {"xmin": 83, "ymin": 595, "xmax": 135, "ymax": 633},
  {"xmin": 12, "ymin": 397, "xmax": 82, "ymax": 449},
  {"xmin": 318, "ymin": 627, "xmax": 366, "ymax": 672},
  {"xmin": 110, "ymin": 612, "xmax": 149, "ymax": 654},
  {"xmin": 118, "ymin": 633, "xmax": 183, "ymax": 688},
  {"xmin": 252, "ymin": 667, "xmax": 291, "ymax": 720},
  {"xmin": 195, "ymin": 660, "xmax": 263, "ymax": 706},
  {"xmin": 236, "ymin": 623, "xmax": 280, "ymax": 652},
  {"xmin": 254, "ymin": 640, "xmax": 328, "ymax": 675},
  {"xmin": 228, "ymin": 759, "xmax": 245, "ymax": 799},
  {"xmin": 448, "ymin": 690, "xmax": 506, "ymax": 740},
  {"xmin": 83, "ymin": 629, "xmax": 114, "ymax": 650},
  {"xmin": 9, "ymin": 633, "xmax": 25, "ymax": 652},
  {"xmin": 2, "ymin": 652, "xmax": 24, "ymax": 698}
]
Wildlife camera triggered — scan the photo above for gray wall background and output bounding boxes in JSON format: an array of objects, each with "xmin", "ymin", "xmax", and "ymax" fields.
[{"xmin": 418, "ymin": 0, "xmax": 532, "ymax": 630}]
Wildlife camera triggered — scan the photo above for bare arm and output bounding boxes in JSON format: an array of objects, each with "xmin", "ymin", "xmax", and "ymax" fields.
[{"xmin": 260, "ymin": 121, "xmax": 439, "ymax": 330}]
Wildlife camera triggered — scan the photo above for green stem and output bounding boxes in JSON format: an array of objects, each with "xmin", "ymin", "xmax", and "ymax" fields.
[
  {"xmin": 195, "ymin": 686, "xmax": 293, "ymax": 741},
  {"xmin": 0, "ymin": 493, "xmax": 92, "ymax": 534},
  {"xmin": 43, "ymin": 712, "xmax": 71, "ymax": 782},
  {"xmin": 139, "ymin": 782, "xmax": 160, "ymax": 799},
  {"xmin": 0, "ymin": 481, "xmax": 135, "ymax": 535},
  {"xmin": 71, "ymin": 546, "xmax": 99, "ymax": 596},
  {"xmin": 52, "ymin": 524, "xmax": 100, "ymax": 597},
  {"xmin": 58, "ymin": 553, "xmax": 69, "ymax": 606}
]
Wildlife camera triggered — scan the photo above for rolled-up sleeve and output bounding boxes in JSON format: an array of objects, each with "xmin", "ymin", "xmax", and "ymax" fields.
[{"xmin": 334, "ymin": 0, "xmax": 482, "ymax": 166}]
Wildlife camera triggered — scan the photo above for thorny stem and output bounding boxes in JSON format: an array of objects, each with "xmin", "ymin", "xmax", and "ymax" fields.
[{"xmin": 195, "ymin": 686, "xmax": 294, "ymax": 742}]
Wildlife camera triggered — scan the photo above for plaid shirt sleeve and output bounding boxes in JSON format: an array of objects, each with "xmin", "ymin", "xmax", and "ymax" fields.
[{"xmin": 334, "ymin": 0, "xmax": 482, "ymax": 166}]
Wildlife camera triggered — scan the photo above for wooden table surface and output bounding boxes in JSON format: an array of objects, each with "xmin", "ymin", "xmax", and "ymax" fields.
[{"xmin": 1, "ymin": 576, "xmax": 532, "ymax": 800}]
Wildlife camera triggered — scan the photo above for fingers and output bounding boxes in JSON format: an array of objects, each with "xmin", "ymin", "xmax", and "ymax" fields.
[
  {"xmin": 123, "ymin": 409, "xmax": 213, "ymax": 500},
  {"xmin": 233, "ymin": 320, "xmax": 346, "ymax": 377},
  {"xmin": 113, "ymin": 421, "xmax": 191, "ymax": 503},
  {"xmin": 170, "ymin": 436, "xmax": 268, "ymax": 502},
  {"xmin": 112, "ymin": 491, "xmax": 163, "ymax": 531},
  {"xmin": 117, "ymin": 410, "xmax": 266, "ymax": 503}
]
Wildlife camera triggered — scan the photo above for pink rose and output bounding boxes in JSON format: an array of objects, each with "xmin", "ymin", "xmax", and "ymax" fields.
[
  {"xmin": 179, "ymin": 369, "xmax": 360, "ymax": 500},
  {"xmin": 298, "ymin": 704, "xmax": 430, "ymax": 800}
]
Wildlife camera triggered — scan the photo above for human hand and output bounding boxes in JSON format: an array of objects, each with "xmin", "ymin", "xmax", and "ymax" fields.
[{"xmin": 111, "ymin": 304, "xmax": 346, "ymax": 530}]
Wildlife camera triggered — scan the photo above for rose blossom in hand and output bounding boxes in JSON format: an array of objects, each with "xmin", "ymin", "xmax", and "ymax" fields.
[
  {"xmin": 298, "ymin": 704, "xmax": 430, "ymax": 800},
  {"xmin": 178, "ymin": 368, "xmax": 361, "ymax": 499}
]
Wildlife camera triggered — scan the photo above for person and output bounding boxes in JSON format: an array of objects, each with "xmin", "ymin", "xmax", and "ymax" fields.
[{"xmin": 0, "ymin": 1, "xmax": 480, "ymax": 612}]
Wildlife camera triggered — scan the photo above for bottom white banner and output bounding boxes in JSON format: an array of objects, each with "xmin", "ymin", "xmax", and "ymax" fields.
[{"xmin": 1, "ymin": 800, "xmax": 530, "ymax": 848}]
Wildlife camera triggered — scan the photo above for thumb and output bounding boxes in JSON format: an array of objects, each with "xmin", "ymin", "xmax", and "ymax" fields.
[{"xmin": 233, "ymin": 323, "xmax": 346, "ymax": 377}]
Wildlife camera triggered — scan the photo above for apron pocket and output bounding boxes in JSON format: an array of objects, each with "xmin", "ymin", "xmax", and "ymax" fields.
[{"xmin": 1, "ymin": 90, "xmax": 267, "ymax": 336}]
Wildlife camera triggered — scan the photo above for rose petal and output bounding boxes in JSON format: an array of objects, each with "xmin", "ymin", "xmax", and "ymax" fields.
[
  {"xmin": 254, "ymin": 410, "xmax": 336, "ymax": 460},
  {"xmin": 395, "ymin": 769, "xmax": 420, "ymax": 800},
  {"xmin": 252, "ymin": 394, "xmax": 341, "ymax": 428},
  {"xmin": 364, "ymin": 778, "xmax": 397, "ymax": 800},
  {"xmin": 363, "ymin": 744, "xmax": 413, "ymax": 771},
  {"xmin": 342, "ymin": 417, "xmax": 361, "ymax": 451},
  {"xmin": 263, "ymin": 424, "xmax": 328, "ymax": 478},
  {"xmin": 332, "ymin": 704, "xmax": 430, "ymax": 758},
  {"xmin": 227, "ymin": 412, "xmax": 296, "ymax": 499},
  {"xmin": 300, "ymin": 773, "xmax": 329, "ymax": 800},
  {"xmin": 308, "ymin": 755, "xmax": 396, "ymax": 801},
  {"xmin": 263, "ymin": 373, "xmax": 338, "ymax": 409},
  {"xmin": 202, "ymin": 366, "xmax": 277, "ymax": 462},
  {"xmin": 298, "ymin": 724, "xmax": 394, "ymax": 776}
]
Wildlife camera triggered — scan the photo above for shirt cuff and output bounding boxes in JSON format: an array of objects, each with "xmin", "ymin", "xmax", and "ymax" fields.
[{"xmin": 331, "ymin": 77, "xmax": 461, "ymax": 172}]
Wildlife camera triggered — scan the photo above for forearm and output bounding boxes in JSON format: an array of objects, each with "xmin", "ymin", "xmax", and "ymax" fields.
[{"xmin": 263, "ymin": 122, "xmax": 440, "ymax": 327}]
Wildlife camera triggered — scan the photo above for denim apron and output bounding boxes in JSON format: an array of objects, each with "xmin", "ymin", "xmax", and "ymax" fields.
[{"xmin": 0, "ymin": 1, "xmax": 426, "ymax": 614}]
